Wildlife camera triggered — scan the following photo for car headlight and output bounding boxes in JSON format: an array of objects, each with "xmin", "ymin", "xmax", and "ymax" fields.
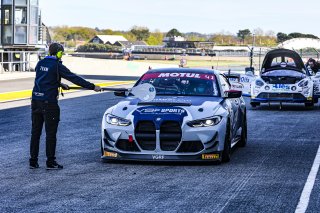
[
  {"xmin": 187, "ymin": 116, "xmax": 222, "ymax": 127},
  {"xmin": 255, "ymin": 80, "xmax": 264, "ymax": 87},
  {"xmin": 298, "ymin": 80, "xmax": 308, "ymax": 87},
  {"xmin": 106, "ymin": 114, "xmax": 131, "ymax": 126}
]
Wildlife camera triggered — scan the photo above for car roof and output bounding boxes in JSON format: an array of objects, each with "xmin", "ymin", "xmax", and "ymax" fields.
[{"xmin": 146, "ymin": 68, "xmax": 220, "ymax": 75}]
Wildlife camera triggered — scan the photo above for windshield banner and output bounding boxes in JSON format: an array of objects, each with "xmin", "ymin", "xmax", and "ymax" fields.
[{"xmin": 142, "ymin": 73, "xmax": 216, "ymax": 80}]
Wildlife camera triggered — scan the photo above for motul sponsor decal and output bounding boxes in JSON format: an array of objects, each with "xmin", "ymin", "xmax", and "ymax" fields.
[
  {"xmin": 158, "ymin": 73, "xmax": 200, "ymax": 78},
  {"xmin": 142, "ymin": 73, "xmax": 215, "ymax": 80}
]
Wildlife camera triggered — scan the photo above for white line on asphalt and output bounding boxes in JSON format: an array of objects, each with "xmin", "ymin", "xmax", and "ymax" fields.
[{"xmin": 295, "ymin": 144, "xmax": 320, "ymax": 213}]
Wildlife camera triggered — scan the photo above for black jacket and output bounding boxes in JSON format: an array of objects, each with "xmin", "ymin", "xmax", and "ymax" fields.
[
  {"xmin": 311, "ymin": 63, "xmax": 320, "ymax": 74},
  {"xmin": 32, "ymin": 56, "xmax": 95, "ymax": 103}
]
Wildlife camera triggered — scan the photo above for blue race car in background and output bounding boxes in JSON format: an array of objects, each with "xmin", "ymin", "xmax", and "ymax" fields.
[{"xmin": 101, "ymin": 68, "xmax": 247, "ymax": 163}]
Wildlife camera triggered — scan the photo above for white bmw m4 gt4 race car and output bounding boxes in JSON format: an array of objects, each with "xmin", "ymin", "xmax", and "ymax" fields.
[
  {"xmin": 250, "ymin": 49, "xmax": 317, "ymax": 108},
  {"xmin": 101, "ymin": 68, "xmax": 247, "ymax": 163}
]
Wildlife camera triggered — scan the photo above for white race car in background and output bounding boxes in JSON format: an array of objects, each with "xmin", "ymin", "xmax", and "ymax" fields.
[{"xmin": 226, "ymin": 49, "xmax": 320, "ymax": 108}]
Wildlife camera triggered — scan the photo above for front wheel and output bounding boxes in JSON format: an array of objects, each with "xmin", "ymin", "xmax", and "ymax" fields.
[
  {"xmin": 238, "ymin": 113, "xmax": 247, "ymax": 147},
  {"xmin": 250, "ymin": 102, "xmax": 260, "ymax": 108},
  {"xmin": 305, "ymin": 101, "xmax": 314, "ymax": 108},
  {"xmin": 222, "ymin": 122, "xmax": 231, "ymax": 162},
  {"xmin": 101, "ymin": 139, "xmax": 104, "ymax": 156},
  {"xmin": 313, "ymin": 98, "xmax": 318, "ymax": 104}
]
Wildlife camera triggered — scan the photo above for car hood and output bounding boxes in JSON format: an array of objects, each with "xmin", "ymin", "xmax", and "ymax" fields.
[
  {"xmin": 261, "ymin": 49, "xmax": 307, "ymax": 74},
  {"xmin": 109, "ymin": 96, "xmax": 224, "ymax": 121}
]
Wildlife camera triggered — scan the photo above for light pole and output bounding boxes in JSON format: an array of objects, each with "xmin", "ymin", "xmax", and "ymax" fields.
[
  {"xmin": 252, "ymin": 33, "xmax": 256, "ymax": 47},
  {"xmin": 246, "ymin": 33, "xmax": 256, "ymax": 74},
  {"xmin": 249, "ymin": 47, "xmax": 253, "ymax": 69},
  {"xmin": 249, "ymin": 33, "xmax": 255, "ymax": 69}
]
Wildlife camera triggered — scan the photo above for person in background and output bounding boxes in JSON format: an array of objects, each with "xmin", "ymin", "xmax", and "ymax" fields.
[
  {"xmin": 306, "ymin": 58, "xmax": 320, "ymax": 74},
  {"xmin": 179, "ymin": 57, "xmax": 187, "ymax": 67}
]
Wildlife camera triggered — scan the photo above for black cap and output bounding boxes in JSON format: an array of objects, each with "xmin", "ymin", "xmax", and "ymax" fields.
[
  {"xmin": 308, "ymin": 58, "xmax": 316, "ymax": 63},
  {"xmin": 49, "ymin": 43, "xmax": 64, "ymax": 56}
]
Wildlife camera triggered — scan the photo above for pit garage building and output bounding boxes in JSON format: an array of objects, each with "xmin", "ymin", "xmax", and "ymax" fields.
[
  {"xmin": 0, "ymin": 0, "xmax": 49, "ymax": 72},
  {"xmin": 89, "ymin": 35, "xmax": 147, "ymax": 49}
]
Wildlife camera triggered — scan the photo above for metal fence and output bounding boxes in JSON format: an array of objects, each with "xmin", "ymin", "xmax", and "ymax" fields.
[
  {"xmin": 132, "ymin": 47, "xmax": 249, "ymax": 56},
  {"xmin": 131, "ymin": 46, "xmax": 271, "ymax": 57}
]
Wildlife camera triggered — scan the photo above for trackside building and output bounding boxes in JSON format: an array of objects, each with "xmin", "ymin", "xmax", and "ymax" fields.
[{"xmin": 0, "ymin": 0, "xmax": 48, "ymax": 71}]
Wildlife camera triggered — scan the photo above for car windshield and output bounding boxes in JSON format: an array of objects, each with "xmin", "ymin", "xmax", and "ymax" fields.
[
  {"xmin": 261, "ymin": 70, "xmax": 306, "ymax": 78},
  {"xmin": 137, "ymin": 72, "xmax": 219, "ymax": 97}
]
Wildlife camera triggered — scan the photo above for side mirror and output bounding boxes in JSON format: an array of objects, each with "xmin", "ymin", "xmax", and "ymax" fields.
[
  {"xmin": 225, "ymin": 90, "xmax": 242, "ymax": 98},
  {"xmin": 114, "ymin": 91, "xmax": 126, "ymax": 97}
]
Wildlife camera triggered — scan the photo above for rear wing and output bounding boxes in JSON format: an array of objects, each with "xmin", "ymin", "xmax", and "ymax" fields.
[{"xmin": 223, "ymin": 69, "xmax": 256, "ymax": 97}]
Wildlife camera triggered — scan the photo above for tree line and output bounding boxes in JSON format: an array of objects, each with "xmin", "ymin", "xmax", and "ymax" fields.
[{"xmin": 49, "ymin": 26, "xmax": 319, "ymax": 48}]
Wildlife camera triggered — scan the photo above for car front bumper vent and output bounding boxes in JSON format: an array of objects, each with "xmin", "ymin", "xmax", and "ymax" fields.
[
  {"xmin": 135, "ymin": 121, "xmax": 156, "ymax": 150},
  {"xmin": 160, "ymin": 121, "xmax": 182, "ymax": 151},
  {"xmin": 257, "ymin": 92, "xmax": 305, "ymax": 99}
]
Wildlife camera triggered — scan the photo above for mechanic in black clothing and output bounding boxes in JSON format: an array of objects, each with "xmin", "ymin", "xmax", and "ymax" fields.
[
  {"xmin": 30, "ymin": 43, "xmax": 101, "ymax": 170},
  {"xmin": 306, "ymin": 58, "xmax": 320, "ymax": 74}
]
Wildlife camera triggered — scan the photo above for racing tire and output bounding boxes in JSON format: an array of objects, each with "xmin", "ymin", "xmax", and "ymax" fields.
[
  {"xmin": 305, "ymin": 102, "xmax": 314, "ymax": 108},
  {"xmin": 101, "ymin": 139, "xmax": 104, "ymax": 156},
  {"xmin": 238, "ymin": 112, "xmax": 247, "ymax": 147},
  {"xmin": 313, "ymin": 98, "xmax": 318, "ymax": 104},
  {"xmin": 250, "ymin": 102, "xmax": 260, "ymax": 108},
  {"xmin": 222, "ymin": 121, "xmax": 231, "ymax": 162}
]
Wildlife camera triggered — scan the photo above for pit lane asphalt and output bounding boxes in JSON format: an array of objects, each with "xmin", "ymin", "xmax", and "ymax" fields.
[{"xmin": 0, "ymin": 93, "xmax": 319, "ymax": 213}]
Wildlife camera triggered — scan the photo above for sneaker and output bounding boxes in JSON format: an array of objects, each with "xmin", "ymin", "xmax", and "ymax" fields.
[
  {"xmin": 29, "ymin": 162, "xmax": 39, "ymax": 169},
  {"xmin": 46, "ymin": 161, "xmax": 63, "ymax": 170}
]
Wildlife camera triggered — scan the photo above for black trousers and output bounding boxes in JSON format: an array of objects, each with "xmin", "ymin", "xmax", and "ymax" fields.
[{"xmin": 30, "ymin": 100, "xmax": 60, "ymax": 164}]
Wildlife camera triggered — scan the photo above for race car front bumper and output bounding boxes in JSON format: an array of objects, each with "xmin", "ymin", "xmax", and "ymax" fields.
[
  {"xmin": 101, "ymin": 118, "xmax": 228, "ymax": 162},
  {"xmin": 101, "ymin": 149, "xmax": 222, "ymax": 162},
  {"xmin": 251, "ymin": 92, "xmax": 311, "ymax": 103}
]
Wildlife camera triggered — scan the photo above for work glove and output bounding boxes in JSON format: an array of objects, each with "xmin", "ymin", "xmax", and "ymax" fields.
[
  {"xmin": 60, "ymin": 83, "xmax": 70, "ymax": 90},
  {"xmin": 94, "ymin": 85, "xmax": 101, "ymax": 92}
]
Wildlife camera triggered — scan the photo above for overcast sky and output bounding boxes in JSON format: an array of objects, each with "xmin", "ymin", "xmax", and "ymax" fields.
[{"xmin": 39, "ymin": 0, "xmax": 320, "ymax": 36}]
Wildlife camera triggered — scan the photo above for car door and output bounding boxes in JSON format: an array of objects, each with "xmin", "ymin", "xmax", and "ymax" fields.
[
  {"xmin": 311, "ymin": 74, "xmax": 320, "ymax": 98},
  {"xmin": 219, "ymin": 74, "xmax": 242, "ymax": 141}
]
